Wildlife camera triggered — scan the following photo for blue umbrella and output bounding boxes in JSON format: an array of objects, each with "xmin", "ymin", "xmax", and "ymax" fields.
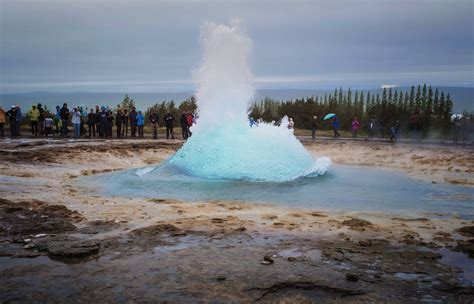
[{"xmin": 323, "ymin": 113, "xmax": 336, "ymax": 120}]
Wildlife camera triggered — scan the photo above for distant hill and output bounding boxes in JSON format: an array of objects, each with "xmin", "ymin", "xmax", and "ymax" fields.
[{"xmin": 1, "ymin": 86, "xmax": 472, "ymax": 113}]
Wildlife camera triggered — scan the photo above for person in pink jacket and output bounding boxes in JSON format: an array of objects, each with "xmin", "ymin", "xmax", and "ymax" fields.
[{"xmin": 351, "ymin": 117, "xmax": 360, "ymax": 138}]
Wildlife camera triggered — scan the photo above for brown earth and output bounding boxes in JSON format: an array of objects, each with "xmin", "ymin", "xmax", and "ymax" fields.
[{"xmin": 0, "ymin": 138, "xmax": 473, "ymax": 303}]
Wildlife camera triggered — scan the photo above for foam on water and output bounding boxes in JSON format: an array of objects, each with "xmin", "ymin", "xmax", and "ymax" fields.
[{"xmin": 164, "ymin": 20, "xmax": 330, "ymax": 182}]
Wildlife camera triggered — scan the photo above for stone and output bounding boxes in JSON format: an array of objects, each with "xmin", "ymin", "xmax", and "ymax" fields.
[
  {"xmin": 47, "ymin": 240, "xmax": 100, "ymax": 259},
  {"xmin": 359, "ymin": 239, "xmax": 372, "ymax": 247},
  {"xmin": 23, "ymin": 243, "xmax": 36, "ymax": 249},
  {"xmin": 345, "ymin": 273, "xmax": 359, "ymax": 282},
  {"xmin": 263, "ymin": 255, "xmax": 274, "ymax": 263},
  {"xmin": 457, "ymin": 226, "xmax": 474, "ymax": 237}
]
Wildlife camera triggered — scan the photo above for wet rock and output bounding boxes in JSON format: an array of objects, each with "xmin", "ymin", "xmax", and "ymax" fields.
[
  {"xmin": 79, "ymin": 220, "xmax": 121, "ymax": 234},
  {"xmin": 216, "ymin": 276, "xmax": 226, "ymax": 281},
  {"xmin": 129, "ymin": 224, "xmax": 182, "ymax": 237},
  {"xmin": 341, "ymin": 218, "xmax": 372, "ymax": 231},
  {"xmin": 47, "ymin": 239, "xmax": 100, "ymax": 259},
  {"xmin": 263, "ymin": 255, "xmax": 274, "ymax": 264},
  {"xmin": 358, "ymin": 239, "xmax": 372, "ymax": 247},
  {"xmin": 391, "ymin": 217, "xmax": 430, "ymax": 222},
  {"xmin": 345, "ymin": 273, "xmax": 359, "ymax": 282},
  {"xmin": 23, "ymin": 243, "xmax": 35, "ymax": 250},
  {"xmin": 0, "ymin": 200, "xmax": 77, "ymax": 237},
  {"xmin": 211, "ymin": 218, "xmax": 225, "ymax": 224},
  {"xmin": 454, "ymin": 239, "xmax": 474, "ymax": 258},
  {"xmin": 456, "ymin": 225, "xmax": 474, "ymax": 237}
]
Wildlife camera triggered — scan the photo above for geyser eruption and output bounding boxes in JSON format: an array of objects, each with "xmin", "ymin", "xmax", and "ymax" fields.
[{"xmin": 167, "ymin": 20, "xmax": 330, "ymax": 182}]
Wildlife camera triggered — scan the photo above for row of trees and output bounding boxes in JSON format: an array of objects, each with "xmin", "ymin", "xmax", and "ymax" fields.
[
  {"xmin": 116, "ymin": 95, "xmax": 197, "ymax": 125},
  {"xmin": 249, "ymin": 84, "xmax": 458, "ymax": 135},
  {"xmin": 116, "ymin": 84, "xmax": 462, "ymax": 136}
]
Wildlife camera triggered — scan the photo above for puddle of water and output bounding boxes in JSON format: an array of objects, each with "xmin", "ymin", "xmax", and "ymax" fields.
[
  {"xmin": 278, "ymin": 248, "xmax": 321, "ymax": 261},
  {"xmin": 437, "ymin": 248, "xmax": 474, "ymax": 286},
  {"xmin": 78, "ymin": 164, "xmax": 474, "ymax": 219},
  {"xmin": 153, "ymin": 235, "xmax": 203, "ymax": 254}
]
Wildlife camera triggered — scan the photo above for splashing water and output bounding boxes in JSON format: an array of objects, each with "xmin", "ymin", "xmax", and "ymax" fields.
[{"xmin": 163, "ymin": 20, "xmax": 330, "ymax": 182}]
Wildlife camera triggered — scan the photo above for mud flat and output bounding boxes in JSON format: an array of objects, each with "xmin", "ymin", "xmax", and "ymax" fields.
[{"xmin": 0, "ymin": 138, "xmax": 473, "ymax": 302}]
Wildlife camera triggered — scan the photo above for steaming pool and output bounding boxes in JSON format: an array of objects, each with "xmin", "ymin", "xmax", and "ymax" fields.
[{"xmin": 78, "ymin": 163, "xmax": 474, "ymax": 219}]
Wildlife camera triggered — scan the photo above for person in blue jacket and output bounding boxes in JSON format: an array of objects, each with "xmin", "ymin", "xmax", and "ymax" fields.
[
  {"xmin": 137, "ymin": 110, "xmax": 145, "ymax": 138},
  {"xmin": 331, "ymin": 116, "xmax": 340, "ymax": 138}
]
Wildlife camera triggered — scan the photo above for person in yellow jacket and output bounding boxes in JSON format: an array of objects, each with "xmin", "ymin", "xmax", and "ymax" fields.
[
  {"xmin": 28, "ymin": 104, "xmax": 40, "ymax": 136},
  {"xmin": 0, "ymin": 106, "xmax": 5, "ymax": 137}
]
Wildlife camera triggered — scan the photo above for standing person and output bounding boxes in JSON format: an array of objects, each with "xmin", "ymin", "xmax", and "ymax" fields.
[
  {"xmin": 180, "ymin": 111, "xmax": 188, "ymax": 140},
  {"xmin": 164, "ymin": 112, "xmax": 175, "ymax": 139},
  {"xmin": 60, "ymin": 103, "xmax": 70, "ymax": 137},
  {"xmin": 122, "ymin": 109, "xmax": 129, "ymax": 138},
  {"xmin": 95, "ymin": 105, "xmax": 101, "ymax": 137},
  {"xmin": 37, "ymin": 103, "xmax": 45, "ymax": 135},
  {"xmin": 351, "ymin": 117, "xmax": 360, "ymax": 138},
  {"xmin": 149, "ymin": 111, "xmax": 159, "ymax": 139},
  {"xmin": 390, "ymin": 120, "xmax": 401, "ymax": 142},
  {"xmin": 15, "ymin": 105, "xmax": 22, "ymax": 136},
  {"xmin": 186, "ymin": 111, "xmax": 194, "ymax": 137},
  {"xmin": 129, "ymin": 107, "xmax": 138, "ymax": 137},
  {"xmin": 368, "ymin": 118, "xmax": 375, "ymax": 139},
  {"xmin": 311, "ymin": 116, "xmax": 318, "ymax": 139},
  {"xmin": 87, "ymin": 109, "xmax": 96, "ymax": 138},
  {"xmin": 106, "ymin": 109, "xmax": 114, "ymax": 138},
  {"xmin": 6, "ymin": 106, "xmax": 18, "ymax": 137},
  {"xmin": 28, "ymin": 105, "xmax": 40, "ymax": 136},
  {"xmin": 99, "ymin": 107, "xmax": 107, "ymax": 138},
  {"xmin": 71, "ymin": 107, "xmax": 81, "ymax": 138},
  {"xmin": 115, "ymin": 109, "xmax": 123, "ymax": 138},
  {"xmin": 54, "ymin": 105, "xmax": 61, "ymax": 134},
  {"xmin": 0, "ymin": 106, "xmax": 5, "ymax": 137},
  {"xmin": 136, "ymin": 110, "xmax": 145, "ymax": 138},
  {"xmin": 331, "ymin": 116, "xmax": 341, "ymax": 138}
]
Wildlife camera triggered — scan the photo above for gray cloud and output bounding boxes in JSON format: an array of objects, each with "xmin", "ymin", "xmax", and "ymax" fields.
[{"xmin": 1, "ymin": 0, "xmax": 473, "ymax": 92}]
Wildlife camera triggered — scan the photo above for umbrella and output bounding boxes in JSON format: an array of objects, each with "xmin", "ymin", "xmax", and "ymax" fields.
[{"xmin": 323, "ymin": 113, "xmax": 336, "ymax": 120}]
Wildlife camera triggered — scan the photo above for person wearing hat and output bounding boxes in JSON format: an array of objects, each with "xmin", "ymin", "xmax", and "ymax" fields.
[
  {"xmin": 0, "ymin": 106, "xmax": 6, "ymax": 137},
  {"xmin": 28, "ymin": 104, "xmax": 40, "ymax": 136},
  {"xmin": 311, "ymin": 116, "xmax": 318, "ymax": 140}
]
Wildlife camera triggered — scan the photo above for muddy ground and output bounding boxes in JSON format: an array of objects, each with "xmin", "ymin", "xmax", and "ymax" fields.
[{"xmin": 0, "ymin": 138, "xmax": 473, "ymax": 303}]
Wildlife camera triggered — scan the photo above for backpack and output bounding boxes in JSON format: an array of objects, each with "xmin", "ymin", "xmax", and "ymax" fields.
[{"xmin": 186, "ymin": 113, "xmax": 193, "ymax": 126}]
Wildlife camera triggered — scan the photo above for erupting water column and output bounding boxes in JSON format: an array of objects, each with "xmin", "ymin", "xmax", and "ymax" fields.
[{"xmin": 168, "ymin": 20, "xmax": 330, "ymax": 182}]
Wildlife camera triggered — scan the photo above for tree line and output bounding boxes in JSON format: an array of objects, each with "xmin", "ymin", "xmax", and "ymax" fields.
[
  {"xmin": 117, "ymin": 84, "xmax": 466, "ymax": 137},
  {"xmin": 249, "ymin": 84, "xmax": 462, "ymax": 136}
]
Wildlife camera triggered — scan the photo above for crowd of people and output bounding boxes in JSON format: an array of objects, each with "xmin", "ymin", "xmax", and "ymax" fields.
[
  {"xmin": 0, "ymin": 103, "xmax": 196, "ymax": 140},
  {"xmin": 0, "ymin": 103, "xmax": 471, "ymax": 144}
]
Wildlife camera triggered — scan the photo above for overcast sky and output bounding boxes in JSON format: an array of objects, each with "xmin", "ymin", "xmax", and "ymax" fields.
[{"xmin": 1, "ymin": 0, "xmax": 473, "ymax": 93}]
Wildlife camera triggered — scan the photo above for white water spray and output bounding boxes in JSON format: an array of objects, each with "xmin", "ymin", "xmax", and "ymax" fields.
[{"xmin": 168, "ymin": 20, "xmax": 330, "ymax": 182}]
